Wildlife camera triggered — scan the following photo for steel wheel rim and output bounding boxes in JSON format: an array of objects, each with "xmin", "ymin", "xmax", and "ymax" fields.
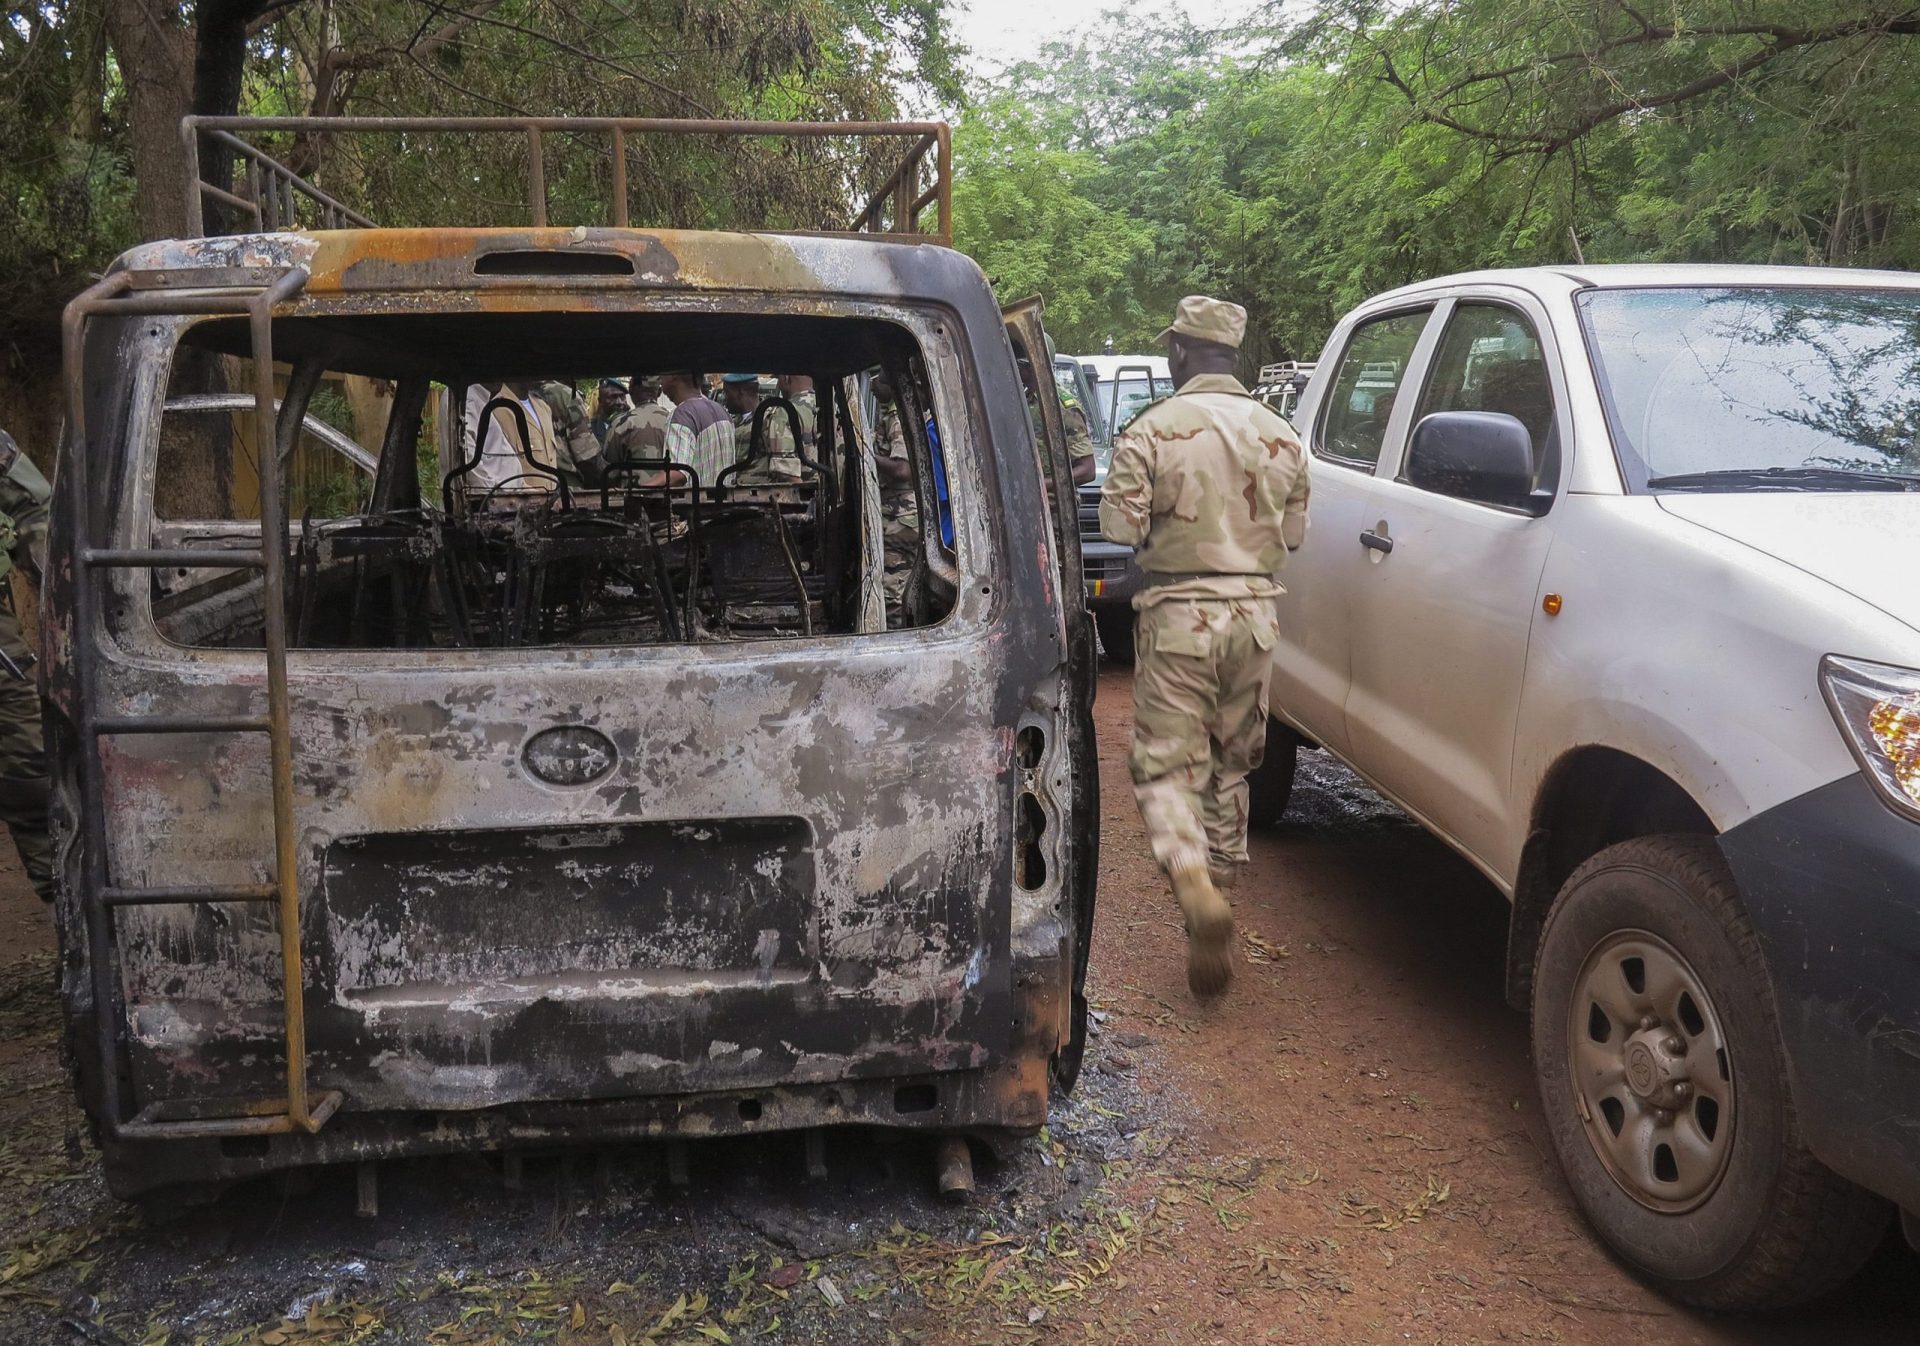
[{"xmin": 1566, "ymin": 928, "xmax": 1735, "ymax": 1213}]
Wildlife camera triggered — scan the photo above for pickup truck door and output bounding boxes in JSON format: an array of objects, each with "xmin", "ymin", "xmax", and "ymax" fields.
[
  {"xmin": 1341, "ymin": 294, "xmax": 1567, "ymax": 879},
  {"xmin": 1270, "ymin": 304, "xmax": 1440, "ymax": 758}
]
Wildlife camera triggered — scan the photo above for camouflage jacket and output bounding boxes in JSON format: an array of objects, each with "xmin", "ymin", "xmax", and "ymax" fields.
[
  {"xmin": 732, "ymin": 395, "xmax": 805, "ymax": 484},
  {"xmin": 536, "ymin": 381, "xmax": 605, "ymax": 477},
  {"xmin": 603, "ymin": 401, "xmax": 671, "ymax": 467},
  {"xmin": 1099, "ymin": 372, "xmax": 1309, "ymax": 604},
  {"xmin": 1031, "ymin": 391, "xmax": 1095, "ymax": 466},
  {"xmin": 874, "ymin": 404, "xmax": 918, "ymax": 530}
]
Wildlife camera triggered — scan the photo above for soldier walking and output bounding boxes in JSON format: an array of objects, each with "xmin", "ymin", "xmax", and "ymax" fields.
[{"xmin": 1099, "ymin": 297, "xmax": 1310, "ymax": 997}]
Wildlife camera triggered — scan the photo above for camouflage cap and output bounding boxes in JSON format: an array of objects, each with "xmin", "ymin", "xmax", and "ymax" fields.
[{"xmin": 1156, "ymin": 294, "xmax": 1248, "ymax": 349}]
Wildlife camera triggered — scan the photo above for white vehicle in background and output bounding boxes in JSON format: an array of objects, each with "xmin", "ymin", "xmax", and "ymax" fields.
[
  {"xmin": 1251, "ymin": 265, "xmax": 1920, "ymax": 1310},
  {"xmin": 1252, "ymin": 361, "xmax": 1316, "ymax": 421},
  {"xmin": 1079, "ymin": 354, "xmax": 1172, "ymax": 440}
]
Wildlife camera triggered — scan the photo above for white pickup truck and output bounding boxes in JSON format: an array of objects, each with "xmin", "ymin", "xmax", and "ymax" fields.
[{"xmin": 1250, "ymin": 265, "xmax": 1920, "ymax": 1311}]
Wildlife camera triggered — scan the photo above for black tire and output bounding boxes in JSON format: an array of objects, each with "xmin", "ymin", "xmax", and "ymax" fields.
[
  {"xmin": 1531, "ymin": 835, "xmax": 1889, "ymax": 1311},
  {"xmin": 1094, "ymin": 607, "xmax": 1134, "ymax": 665},
  {"xmin": 1245, "ymin": 719, "xmax": 1298, "ymax": 827}
]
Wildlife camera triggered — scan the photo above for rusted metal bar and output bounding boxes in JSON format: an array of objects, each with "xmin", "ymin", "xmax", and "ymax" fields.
[
  {"xmin": 181, "ymin": 116, "xmax": 947, "ymax": 241},
  {"xmin": 528, "ymin": 127, "xmax": 547, "ymax": 227},
  {"xmin": 117, "ymin": 1089, "xmax": 344, "ymax": 1140},
  {"xmin": 248, "ymin": 268, "xmax": 315, "ymax": 1133},
  {"xmin": 102, "ymin": 884, "xmax": 278, "ymax": 907},
  {"xmin": 61, "ymin": 271, "xmax": 135, "ymax": 1145},
  {"xmin": 180, "ymin": 119, "xmax": 205, "ymax": 236},
  {"xmin": 199, "ymin": 128, "xmax": 376, "ymax": 230},
  {"xmin": 892, "ymin": 147, "xmax": 915, "ymax": 233},
  {"xmin": 197, "ymin": 181, "xmax": 260, "ymax": 220},
  {"xmin": 83, "ymin": 548, "xmax": 267, "ymax": 569},
  {"xmin": 933, "ymin": 125, "xmax": 951, "ymax": 243},
  {"xmin": 611, "ymin": 127, "xmax": 629, "ymax": 227}
]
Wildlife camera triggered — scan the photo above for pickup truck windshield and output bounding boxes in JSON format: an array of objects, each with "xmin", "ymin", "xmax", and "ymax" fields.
[{"xmin": 1581, "ymin": 286, "xmax": 1920, "ymax": 490}]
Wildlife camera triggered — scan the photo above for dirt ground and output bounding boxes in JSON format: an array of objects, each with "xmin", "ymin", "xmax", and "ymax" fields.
[{"xmin": 0, "ymin": 666, "xmax": 1915, "ymax": 1344}]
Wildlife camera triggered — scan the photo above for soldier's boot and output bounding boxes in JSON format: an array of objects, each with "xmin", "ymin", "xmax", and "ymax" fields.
[
  {"xmin": 1171, "ymin": 866, "xmax": 1233, "ymax": 999},
  {"xmin": 1209, "ymin": 861, "xmax": 1243, "ymax": 893}
]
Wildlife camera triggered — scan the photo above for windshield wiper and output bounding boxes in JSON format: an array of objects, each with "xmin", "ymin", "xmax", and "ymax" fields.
[{"xmin": 1647, "ymin": 466, "xmax": 1920, "ymax": 493}]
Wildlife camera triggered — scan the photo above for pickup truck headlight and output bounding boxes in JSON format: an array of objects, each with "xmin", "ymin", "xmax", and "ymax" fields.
[{"xmin": 1821, "ymin": 656, "xmax": 1920, "ymax": 823}]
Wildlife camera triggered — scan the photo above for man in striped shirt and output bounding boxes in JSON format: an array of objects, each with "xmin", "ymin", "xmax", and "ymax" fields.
[{"xmin": 658, "ymin": 370, "xmax": 735, "ymax": 490}]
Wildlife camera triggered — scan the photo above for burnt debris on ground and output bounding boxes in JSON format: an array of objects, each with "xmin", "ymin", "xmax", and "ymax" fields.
[{"xmin": 0, "ymin": 952, "xmax": 1180, "ymax": 1346}]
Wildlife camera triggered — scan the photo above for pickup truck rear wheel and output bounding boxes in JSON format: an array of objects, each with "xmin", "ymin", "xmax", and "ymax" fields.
[
  {"xmin": 1245, "ymin": 720, "xmax": 1299, "ymax": 827},
  {"xmin": 1094, "ymin": 608, "xmax": 1134, "ymax": 664},
  {"xmin": 1531, "ymin": 835, "xmax": 1888, "ymax": 1310}
]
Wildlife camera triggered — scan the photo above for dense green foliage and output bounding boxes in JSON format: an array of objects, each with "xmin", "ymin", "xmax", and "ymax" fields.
[
  {"xmin": 954, "ymin": 3, "xmax": 1920, "ymax": 365},
  {"xmin": 0, "ymin": 0, "xmax": 957, "ymax": 360}
]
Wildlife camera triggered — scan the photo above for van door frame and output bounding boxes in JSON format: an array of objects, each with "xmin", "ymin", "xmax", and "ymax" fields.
[{"xmin": 1002, "ymin": 297, "xmax": 1099, "ymax": 1090}]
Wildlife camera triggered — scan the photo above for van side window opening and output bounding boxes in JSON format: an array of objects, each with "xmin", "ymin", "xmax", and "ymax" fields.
[
  {"xmin": 1317, "ymin": 309, "xmax": 1432, "ymax": 468},
  {"xmin": 136, "ymin": 308, "xmax": 957, "ymax": 651},
  {"xmin": 1412, "ymin": 302, "xmax": 1561, "ymax": 496}
]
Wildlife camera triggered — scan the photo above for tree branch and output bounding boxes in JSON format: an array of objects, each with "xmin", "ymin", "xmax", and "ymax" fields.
[{"xmin": 1370, "ymin": 7, "xmax": 1920, "ymax": 152}]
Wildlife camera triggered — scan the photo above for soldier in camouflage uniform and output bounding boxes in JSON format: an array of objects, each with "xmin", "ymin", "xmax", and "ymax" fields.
[
  {"xmin": 1060, "ymin": 391, "xmax": 1097, "ymax": 485},
  {"xmin": 722, "ymin": 374, "xmax": 805, "ymax": 485},
  {"xmin": 604, "ymin": 375, "xmax": 672, "ymax": 468},
  {"xmin": 536, "ymin": 380, "xmax": 608, "ymax": 488},
  {"xmin": 869, "ymin": 377, "xmax": 919, "ymax": 625},
  {"xmin": 1100, "ymin": 297, "xmax": 1310, "ymax": 997},
  {"xmin": 0, "ymin": 428, "xmax": 54, "ymax": 902}
]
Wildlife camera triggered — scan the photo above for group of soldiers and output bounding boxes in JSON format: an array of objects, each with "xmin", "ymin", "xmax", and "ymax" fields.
[{"xmin": 462, "ymin": 372, "xmax": 822, "ymax": 496}]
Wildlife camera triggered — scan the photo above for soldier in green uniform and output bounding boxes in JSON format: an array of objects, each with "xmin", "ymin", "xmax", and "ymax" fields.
[
  {"xmin": 777, "ymin": 375, "xmax": 819, "ymax": 472},
  {"xmin": 1020, "ymin": 356, "xmax": 1097, "ymax": 485},
  {"xmin": 869, "ymin": 376, "xmax": 919, "ymax": 625},
  {"xmin": 1100, "ymin": 297, "xmax": 1311, "ymax": 998},
  {"xmin": 722, "ymin": 374, "xmax": 803, "ymax": 484},
  {"xmin": 0, "ymin": 428, "xmax": 54, "ymax": 902},
  {"xmin": 536, "ymin": 380, "xmax": 608, "ymax": 488},
  {"xmin": 1060, "ymin": 390, "xmax": 1097, "ymax": 484},
  {"xmin": 603, "ymin": 375, "xmax": 671, "ymax": 468}
]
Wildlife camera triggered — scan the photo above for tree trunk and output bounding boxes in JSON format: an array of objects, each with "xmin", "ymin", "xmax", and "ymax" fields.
[
  {"xmin": 103, "ymin": 0, "xmax": 195, "ymax": 242},
  {"xmin": 194, "ymin": 0, "xmax": 268, "ymax": 214}
]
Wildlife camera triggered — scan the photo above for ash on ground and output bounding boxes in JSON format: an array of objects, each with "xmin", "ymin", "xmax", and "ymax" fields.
[{"xmin": 0, "ymin": 958, "xmax": 1179, "ymax": 1345}]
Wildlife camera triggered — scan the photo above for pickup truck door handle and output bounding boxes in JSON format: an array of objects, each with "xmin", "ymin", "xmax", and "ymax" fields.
[{"xmin": 1359, "ymin": 529, "xmax": 1394, "ymax": 555}]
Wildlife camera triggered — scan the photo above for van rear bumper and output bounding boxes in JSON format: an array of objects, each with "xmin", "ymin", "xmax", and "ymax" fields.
[
  {"xmin": 100, "ymin": 1056, "xmax": 1051, "ymax": 1199},
  {"xmin": 1720, "ymin": 771, "xmax": 1920, "ymax": 1213}
]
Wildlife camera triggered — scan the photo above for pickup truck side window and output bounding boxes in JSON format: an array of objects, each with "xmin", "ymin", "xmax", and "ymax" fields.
[
  {"xmin": 1315, "ymin": 309, "xmax": 1431, "ymax": 469},
  {"xmin": 1410, "ymin": 302, "xmax": 1561, "ymax": 497}
]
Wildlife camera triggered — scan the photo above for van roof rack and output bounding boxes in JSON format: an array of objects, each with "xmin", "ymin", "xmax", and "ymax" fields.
[{"xmin": 180, "ymin": 116, "xmax": 952, "ymax": 245}]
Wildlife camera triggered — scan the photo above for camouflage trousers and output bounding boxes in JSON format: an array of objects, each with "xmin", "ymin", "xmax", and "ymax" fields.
[
  {"xmin": 0, "ymin": 670, "xmax": 52, "ymax": 902},
  {"xmin": 882, "ymin": 509, "xmax": 920, "ymax": 624},
  {"xmin": 1128, "ymin": 596, "xmax": 1279, "ymax": 878}
]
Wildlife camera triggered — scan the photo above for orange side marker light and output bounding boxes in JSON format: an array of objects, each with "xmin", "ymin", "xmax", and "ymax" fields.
[{"xmin": 1542, "ymin": 593, "xmax": 1564, "ymax": 616}]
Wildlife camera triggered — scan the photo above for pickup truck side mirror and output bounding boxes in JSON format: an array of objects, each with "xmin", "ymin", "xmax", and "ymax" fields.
[{"xmin": 1405, "ymin": 411, "xmax": 1539, "ymax": 513}]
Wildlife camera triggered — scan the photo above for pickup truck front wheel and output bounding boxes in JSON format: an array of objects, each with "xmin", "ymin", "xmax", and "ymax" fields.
[{"xmin": 1531, "ymin": 835, "xmax": 1888, "ymax": 1310}]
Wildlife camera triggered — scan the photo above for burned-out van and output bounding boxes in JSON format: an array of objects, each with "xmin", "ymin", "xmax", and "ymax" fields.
[{"xmin": 48, "ymin": 118, "xmax": 1097, "ymax": 1200}]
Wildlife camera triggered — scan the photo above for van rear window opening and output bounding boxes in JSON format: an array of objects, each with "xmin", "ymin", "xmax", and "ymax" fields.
[{"xmin": 137, "ymin": 306, "xmax": 957, "ymax": 650}]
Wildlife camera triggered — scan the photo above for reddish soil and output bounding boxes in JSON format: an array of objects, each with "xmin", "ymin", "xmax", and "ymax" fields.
[
  {"xmin": 1050, "ymin": 667, "xmax": 1918, "ymax": 1344},
  {"xmin": 0, "ymin": 668, "xmax": 1912, "ymax": 1345}
]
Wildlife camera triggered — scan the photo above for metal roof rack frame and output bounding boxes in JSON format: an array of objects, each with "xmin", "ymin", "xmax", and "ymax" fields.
[{"xmin": 179, "ymin": 116, "xmax": 952, "ymax": 245}]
